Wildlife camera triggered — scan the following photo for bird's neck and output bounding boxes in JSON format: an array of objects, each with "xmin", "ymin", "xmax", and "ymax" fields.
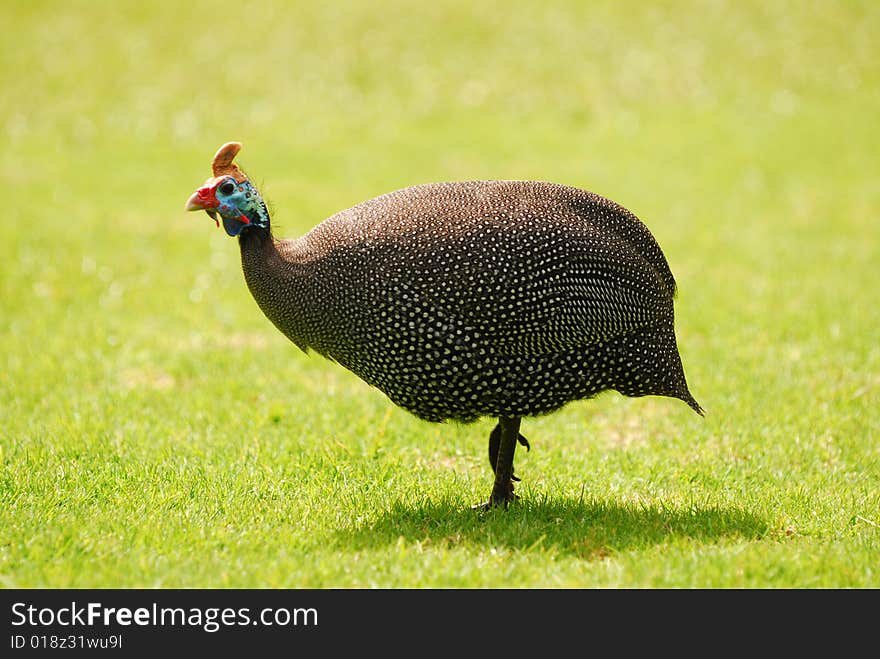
[
  {"xmin": 241, "ymin": 188, "xmax": 271, "ymax": 230},
  {"xmin": 238, "ymin": 227, "xmax": 320, "ymax": 353}
]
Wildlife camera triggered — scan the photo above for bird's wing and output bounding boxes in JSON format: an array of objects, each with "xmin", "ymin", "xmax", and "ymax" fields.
[
  {"xmin": 367, "ymin": 223, "xmax": 674, "ymax": 357},
  {"xmin": 564, "ymin": 188, "xmax": 679, "ymax": 298}
]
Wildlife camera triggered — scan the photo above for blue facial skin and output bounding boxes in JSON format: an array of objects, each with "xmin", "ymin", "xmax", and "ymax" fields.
[{"xmin": 213, "ymin": 177, "xmax": 271, "ymax": 237}]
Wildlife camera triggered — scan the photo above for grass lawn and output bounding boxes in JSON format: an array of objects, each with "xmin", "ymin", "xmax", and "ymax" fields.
[{"xmin": 1, "ymin": 0, "xmax": 878, "ymax": 587}]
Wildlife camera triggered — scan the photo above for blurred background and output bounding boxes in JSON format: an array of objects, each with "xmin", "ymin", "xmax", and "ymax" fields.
[{"xmin": 3, "ymin": 0, "xmax": 876, "ymax": 417}]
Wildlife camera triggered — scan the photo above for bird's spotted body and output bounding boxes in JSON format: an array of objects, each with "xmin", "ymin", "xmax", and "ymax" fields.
[{"xmin": 186, "ymin": 143, "xmax": 703, "ymax": 508}]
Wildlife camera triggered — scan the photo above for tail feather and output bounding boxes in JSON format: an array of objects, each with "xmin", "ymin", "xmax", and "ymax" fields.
[{"xmin": 681, "ymin": 391, "xmax": 705, "ymax": 416}]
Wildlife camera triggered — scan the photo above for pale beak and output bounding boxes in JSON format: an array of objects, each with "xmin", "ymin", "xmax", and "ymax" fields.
[
  {"xmin": 184, "ymin": 192, "xmax": 201, "ymax": 211},
  {"xmin": 185, "ymin": 188, "xmax": 220, "ymax": 226},
  {"xmin": 185, "ymin": 185, "xmax": 220, "ymax": 211}
]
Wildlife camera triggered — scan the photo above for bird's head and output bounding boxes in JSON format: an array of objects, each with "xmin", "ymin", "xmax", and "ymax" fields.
[{"xmin": 184, "ymin": 142, "xmax": 270, "ymax": 236}]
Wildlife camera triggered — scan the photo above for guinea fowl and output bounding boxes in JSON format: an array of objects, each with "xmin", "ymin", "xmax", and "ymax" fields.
[{"xmin": 185, "ymin": 142, "xmax": 703, "ymax": 509}]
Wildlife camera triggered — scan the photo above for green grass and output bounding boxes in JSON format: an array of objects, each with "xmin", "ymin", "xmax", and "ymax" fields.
[{"xmin": 1, "ymin": 0, "xmax": 878, "ymax": 587}]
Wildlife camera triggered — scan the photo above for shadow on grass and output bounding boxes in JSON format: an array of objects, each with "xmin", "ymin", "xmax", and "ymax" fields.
[{"xmin": 338, "ymin": 495, "xmax": 768, "ymax": 559}]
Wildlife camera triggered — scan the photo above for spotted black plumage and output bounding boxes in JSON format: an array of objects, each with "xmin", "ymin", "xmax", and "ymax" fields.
[{"xmin": 186, "ymin": 143, "xmax": 703, "ymax": 509}]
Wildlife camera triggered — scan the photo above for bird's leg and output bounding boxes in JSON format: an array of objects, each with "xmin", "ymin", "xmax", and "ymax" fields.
[
  {"xmin": 488, "ymin": 422, "xmax": 530, "ymax": 481},
  {"xmin": 474, "ymin": 416, "xmax": 523, "ymax": 510}
]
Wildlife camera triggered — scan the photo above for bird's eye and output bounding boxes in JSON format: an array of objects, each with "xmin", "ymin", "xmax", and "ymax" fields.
[{"xmin": 219, "ymin": 181, "xmax": 236, "ymax": 196}]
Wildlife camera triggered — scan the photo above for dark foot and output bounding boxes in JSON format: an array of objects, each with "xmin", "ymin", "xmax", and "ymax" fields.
[{"xmin": 471, "ymin": 489, "xmax": 519, "ymax": 511}]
